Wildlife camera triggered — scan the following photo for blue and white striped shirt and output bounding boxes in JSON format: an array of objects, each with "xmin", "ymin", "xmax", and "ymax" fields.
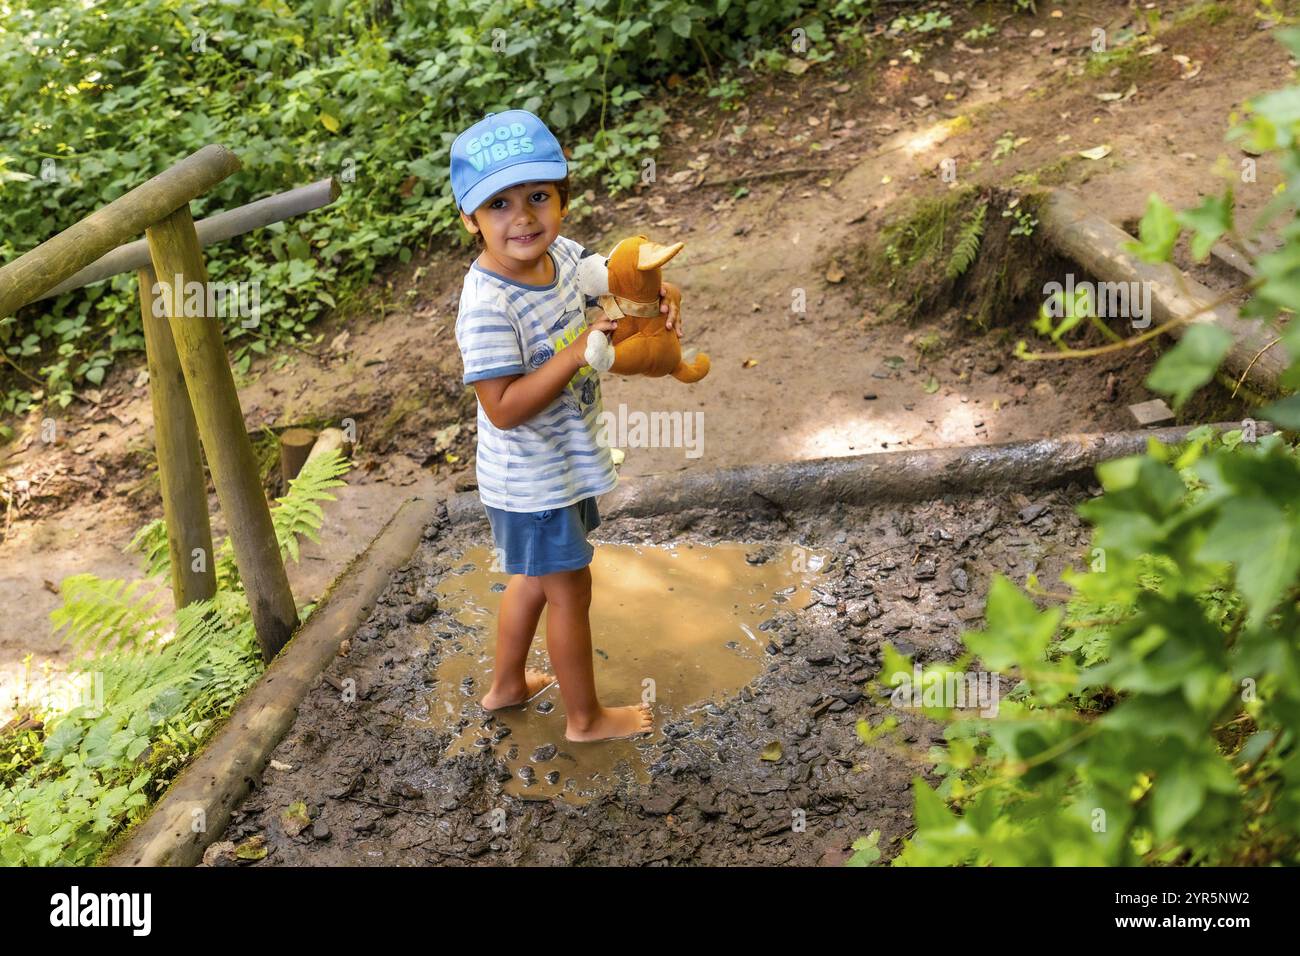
[{"xmin": 455, "ymin": 234, "xmax": 618, "ymax": 512}]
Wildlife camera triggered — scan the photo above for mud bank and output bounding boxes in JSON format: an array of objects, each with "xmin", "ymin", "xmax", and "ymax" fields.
[{"xmin": 214, "ymin": 480, "xmax": 1096, "ymax": 866}]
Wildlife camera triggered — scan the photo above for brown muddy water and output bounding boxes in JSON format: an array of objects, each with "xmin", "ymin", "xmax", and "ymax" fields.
[
  {"xmin": 218, "ymin": 483, "xmax": 1096, "ymax": 866},
  {"xmin": 411, "ymin": 543, "xmax": 816, "ymax": 802}
]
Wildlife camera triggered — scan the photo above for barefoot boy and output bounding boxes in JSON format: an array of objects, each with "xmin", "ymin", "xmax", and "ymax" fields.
[{"xmin": 449, "ymin": 109, "xmax": 681, "ymax": 742}]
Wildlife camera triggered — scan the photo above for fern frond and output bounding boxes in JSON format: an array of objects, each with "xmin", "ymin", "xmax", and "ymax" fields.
[
  {"xmin": 945, "ymin": 201, "xmax": 987, "ymax": 280},
  {"xmin": 50, "ymin": 575, "xmax": 168, "ymax": 655},
  {"xmin": 271, "ymin": 450, "xmax": 350, "ymax": 563},
  {"xmin": 126, "ymin": 518, "xmax": 171, "ymax": 580}
]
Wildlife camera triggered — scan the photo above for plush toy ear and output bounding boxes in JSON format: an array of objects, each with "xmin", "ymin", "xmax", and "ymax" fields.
[{"xmin": 636, "ymin": 240, "xmax": 685, "ymax": 271}]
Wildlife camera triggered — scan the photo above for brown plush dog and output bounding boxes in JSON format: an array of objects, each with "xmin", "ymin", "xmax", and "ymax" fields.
[{"xmin": 583, "ymin": 236, "xmax": 710, "ymax": 383}]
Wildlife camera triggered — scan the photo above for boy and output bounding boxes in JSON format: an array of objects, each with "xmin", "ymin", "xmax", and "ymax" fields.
[{"xmin": 449, "ymin": 109, "xmax": 682, "ymax": 742}]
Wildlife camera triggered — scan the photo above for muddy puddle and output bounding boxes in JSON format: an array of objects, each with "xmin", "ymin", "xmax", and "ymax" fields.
[
  {"xmin": 220, "ymin": 483, "xmax": 1095, "ymax": 866},
  {"xmin": 408, "ymin": 543, "xmax": 816, "ymax": 802}
]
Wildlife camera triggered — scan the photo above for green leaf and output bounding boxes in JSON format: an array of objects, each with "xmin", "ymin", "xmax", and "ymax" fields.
[
  {"xmin": 1176, "ymin": 190, "xmax": 1233, "ymax": 262},
  {"xmin": 1145, "ymin": 324, "xmax": 1233, "ymax": 409},
  {"xmin": 670, "ymin": 14, "xmax": 692, "ymax": 38},
  {"xmin": 1259, "ymin": 393, "xmax": 1300, "ymax": 429},
  {"xmin": 1124, "ymin": 194, "xmax": 1180, "ymax": 263},
  {"xmin": 1150, "ymin": 765, "xmax": 1205, "ymax": 840},
  {"xmin": 1200, "ymin": 497, "xmax": 1300, "ymax": 627},
  {"xmin": 962, "ymin": 575, "xmax": 1061, "ymax": 671}
]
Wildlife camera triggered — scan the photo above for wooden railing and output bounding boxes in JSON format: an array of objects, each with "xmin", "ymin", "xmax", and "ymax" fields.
[{"xmin": 0, "ymin": 146, "xmax": 340, "ymax": 661}]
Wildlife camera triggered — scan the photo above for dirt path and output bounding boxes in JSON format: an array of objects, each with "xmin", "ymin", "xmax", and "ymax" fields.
[{"xmin": 0, "ymin": 0, "xmax": 1283, "ymax": 719}]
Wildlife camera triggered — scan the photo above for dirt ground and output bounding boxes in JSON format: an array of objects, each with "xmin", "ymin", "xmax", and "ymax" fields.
[
  {"xmin": 0, "ymin": 0, "xmax": 1283, "ymax": 721},
  {"xmin": 213, "ymin": 481, "xmax": 1094, "ymax": 866}
]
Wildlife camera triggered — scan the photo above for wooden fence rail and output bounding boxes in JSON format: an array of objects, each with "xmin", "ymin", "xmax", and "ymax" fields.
[
  {"xmin": 0, "ymin": 145, "xmax": 241, "ymax": 321},
  {"xmin": 0, "ymin": 145, "xmax": 342, "ymax": 661}
]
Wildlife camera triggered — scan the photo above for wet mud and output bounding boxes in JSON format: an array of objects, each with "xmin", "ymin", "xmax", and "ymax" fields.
[{"xmin": 218, "ymin": 483, "xmax": 1095, "ymax": 866}]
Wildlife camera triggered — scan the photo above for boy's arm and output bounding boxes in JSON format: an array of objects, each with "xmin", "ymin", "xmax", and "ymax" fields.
[{"xmin": 473, "ymin": 316, "xmax": 617, "ymax": 430}]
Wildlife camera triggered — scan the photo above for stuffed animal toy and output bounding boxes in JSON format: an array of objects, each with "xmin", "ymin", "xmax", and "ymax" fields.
[{"xmin": 583, "ymin": 235, "xmax": 710, "ymax": 383}]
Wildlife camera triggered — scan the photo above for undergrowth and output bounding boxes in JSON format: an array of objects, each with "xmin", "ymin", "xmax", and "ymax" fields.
[{"xmin": 0, "ymin": 449, "xmax": 349, "ymax": 866}]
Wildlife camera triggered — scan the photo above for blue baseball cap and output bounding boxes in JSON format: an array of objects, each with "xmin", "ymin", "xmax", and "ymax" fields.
[{"xmin": 449, "ymin": 109, "xmax": 568, "ymax": 214}]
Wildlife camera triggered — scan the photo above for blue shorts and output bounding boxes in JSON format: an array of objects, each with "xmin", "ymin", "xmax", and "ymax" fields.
[{"xmin": 482, "ymin": 496, "xmax": 601, "ymax": 577}]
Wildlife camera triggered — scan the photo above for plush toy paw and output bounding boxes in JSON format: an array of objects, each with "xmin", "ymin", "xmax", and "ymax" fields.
[{"xmin": 584, "ymin": 329, "xmax": 616, "ymax": 372}]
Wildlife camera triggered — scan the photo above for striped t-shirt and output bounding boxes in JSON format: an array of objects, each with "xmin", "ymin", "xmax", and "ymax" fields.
[{"xmin": 455, "ymin": 234, "xmax": 619, "ymax": 512}]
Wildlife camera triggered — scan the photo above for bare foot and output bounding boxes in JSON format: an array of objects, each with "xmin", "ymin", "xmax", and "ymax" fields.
[
  {"xmin": 481, "ymin": 669, "xmax": 555, "ymax": 710},
  {"xmin": 565, "ymin": 703, "xmax": 654, "ymax": 742}
]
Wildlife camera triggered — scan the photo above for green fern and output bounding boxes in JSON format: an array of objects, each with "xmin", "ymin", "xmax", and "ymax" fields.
[
  {"xmin": 5, "ymin": 449, "xmax": 352, "ymax": 865},
  {"xmin": 127, "ymin": 519, "xmax": 170, "ymax": 579},
  {"xmin": 272, "ymin": 449, "xmax": 350, "ymax": 563},
  {"xmin": 50, "ymin": 575, "xmax": 168, "ymax": 654},
  {"xmin": 945, "ymin": 201, "xmax": 987, "ymax": 280},
  {"xmin": 127, "ymin": 449, "xmax": 352, "ymax": 583}
]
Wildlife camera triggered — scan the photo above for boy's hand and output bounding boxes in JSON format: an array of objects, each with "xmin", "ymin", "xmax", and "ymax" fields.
[
  {"xmin": 571, "ymin": 311, "xmax": 618, "ymax": 371},
  {"xmin": 660, "ymin": 281, "xmax": 683, "ymax": 338}
]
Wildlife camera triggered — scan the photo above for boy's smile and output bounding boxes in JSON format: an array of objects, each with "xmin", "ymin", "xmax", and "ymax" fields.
[{"xmin": 461, "ymin": 181, "xmax": 566, "ymax": 286}]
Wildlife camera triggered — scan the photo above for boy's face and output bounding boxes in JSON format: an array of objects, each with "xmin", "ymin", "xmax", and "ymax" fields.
[{"xmin": 460, "ymin": 180, "xmax": 566, "ymax": 271}]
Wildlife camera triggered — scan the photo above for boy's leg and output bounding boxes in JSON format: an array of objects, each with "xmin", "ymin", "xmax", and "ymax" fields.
[
  {"xmin": 481, "ymin": 573, "xmax": 555, "ymax": 709},
  {"xmin": 540, "ymin": 565, "xmax": 653, "ymax": 741}
]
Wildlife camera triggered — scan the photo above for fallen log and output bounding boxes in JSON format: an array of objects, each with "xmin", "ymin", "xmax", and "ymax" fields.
[
  {"xmin": 1038, "ymin": 188, "xmax": 1290, "ymax": 395},
  {"xmin": 446, "ymin": 422, "xmax": 1270, "ymax": 525}
]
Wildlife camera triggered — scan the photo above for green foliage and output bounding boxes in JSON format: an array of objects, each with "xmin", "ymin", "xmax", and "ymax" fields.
[
  {"xmin": 945, "ymin": 201, "xmax": 986, "ymax": 280},
  {"xmin": 871, "ymin": 430, "xmax": 1300, "ymax": 866},
  {"xmin": 272, "ymin": 450, "xmax": 350, "ymax": 563},
  {"xmin": 890, "ymin": 11, "xmax": 952, "ymax": 35},
  {"xmin": 0, "ymin": 450, "xmax": 351, "ymax": 865},
  {"xmin": 858, "ymin": 33, "xmax": 1300, "ymax": 866},
  {"xmin": 1, "ymin": 0, "xmax": 877, "ymax": 420}
]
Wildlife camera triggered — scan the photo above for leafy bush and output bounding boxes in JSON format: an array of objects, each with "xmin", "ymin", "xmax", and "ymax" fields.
[
  {"xmin": 0, "ymin": 0, "xmax": 883, "ymax": 417},
  {"xmin": 0, "ymin": 449, "xmax": 349, "ymax": 866}
]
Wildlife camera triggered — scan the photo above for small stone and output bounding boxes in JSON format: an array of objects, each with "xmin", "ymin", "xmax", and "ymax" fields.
[
  {"xmin": 532, "ymin": 744, "xmax": 558, "ymax": 762},
  {"xmin": 845, "ymin": 599, "xmax": 871, "ymax": 627},
  {"xmin": 950, "ymin": 567, "xmax": 969, "ymax": 593},
  {"xmin": 1018, "ymin": 503, "xmax": 1048, "ymax": 523},
  {"xmin": 311, "ymin": 820, "xmax": 331, "ymax": 841},
  {"xmin": 406, "ymin": 599, "xmax": 438, "ymax": 623}
]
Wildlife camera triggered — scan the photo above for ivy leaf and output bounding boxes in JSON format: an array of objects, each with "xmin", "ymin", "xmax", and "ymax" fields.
[
  {"xmin": 1145, "ymin": 324, "xmax": 1233, "ymax": 409},
  {"xmin": 1200, "ymin": 497, "xmax": 1300, "ymax": 628},
  {"xmin": 319, "ymin": 112, "xmax": 340, "ymax": 133},
  {"xmin": 1124, "ymin": 194, "xmax": 1180, "ymax": 263},
  {"xmin": 670, "ymin": 14, "xmax": 692, "ymax": 38},
  {"xmin": 962, "ymin": 575, "xmax": 1061, "ymax": 671},
  {"xmin": 1151, "ymin": 764, "xmax": 1205, "ymax": 840},
  {"xmin": 1260, "ymin": 393, "xmax": 1300, "ymax": 429},
  {"xmin": 1175, "ymin": 190, "xmax": 1233, "ymax": 262}
]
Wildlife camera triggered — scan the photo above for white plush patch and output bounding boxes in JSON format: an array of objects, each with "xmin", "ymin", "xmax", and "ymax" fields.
[
  {"xmin": 576, "ymin": 253, "xmax": 610, "ymax": 298},
  {"xmin": 584, "ymin": 328, "xmax": 615, "ymax": 372}
]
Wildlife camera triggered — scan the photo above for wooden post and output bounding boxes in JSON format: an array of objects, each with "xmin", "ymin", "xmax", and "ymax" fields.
[
  {"xmin": 278, "ymin": 427, "xmax": 317, "ymax": 488},
  {"xmin": 139, "ymin": 266, "xmax": 217, "ymax": 608},
  {"xmin": 146, "ymin": 204, "xmax": 298, "ymax": 661}
]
